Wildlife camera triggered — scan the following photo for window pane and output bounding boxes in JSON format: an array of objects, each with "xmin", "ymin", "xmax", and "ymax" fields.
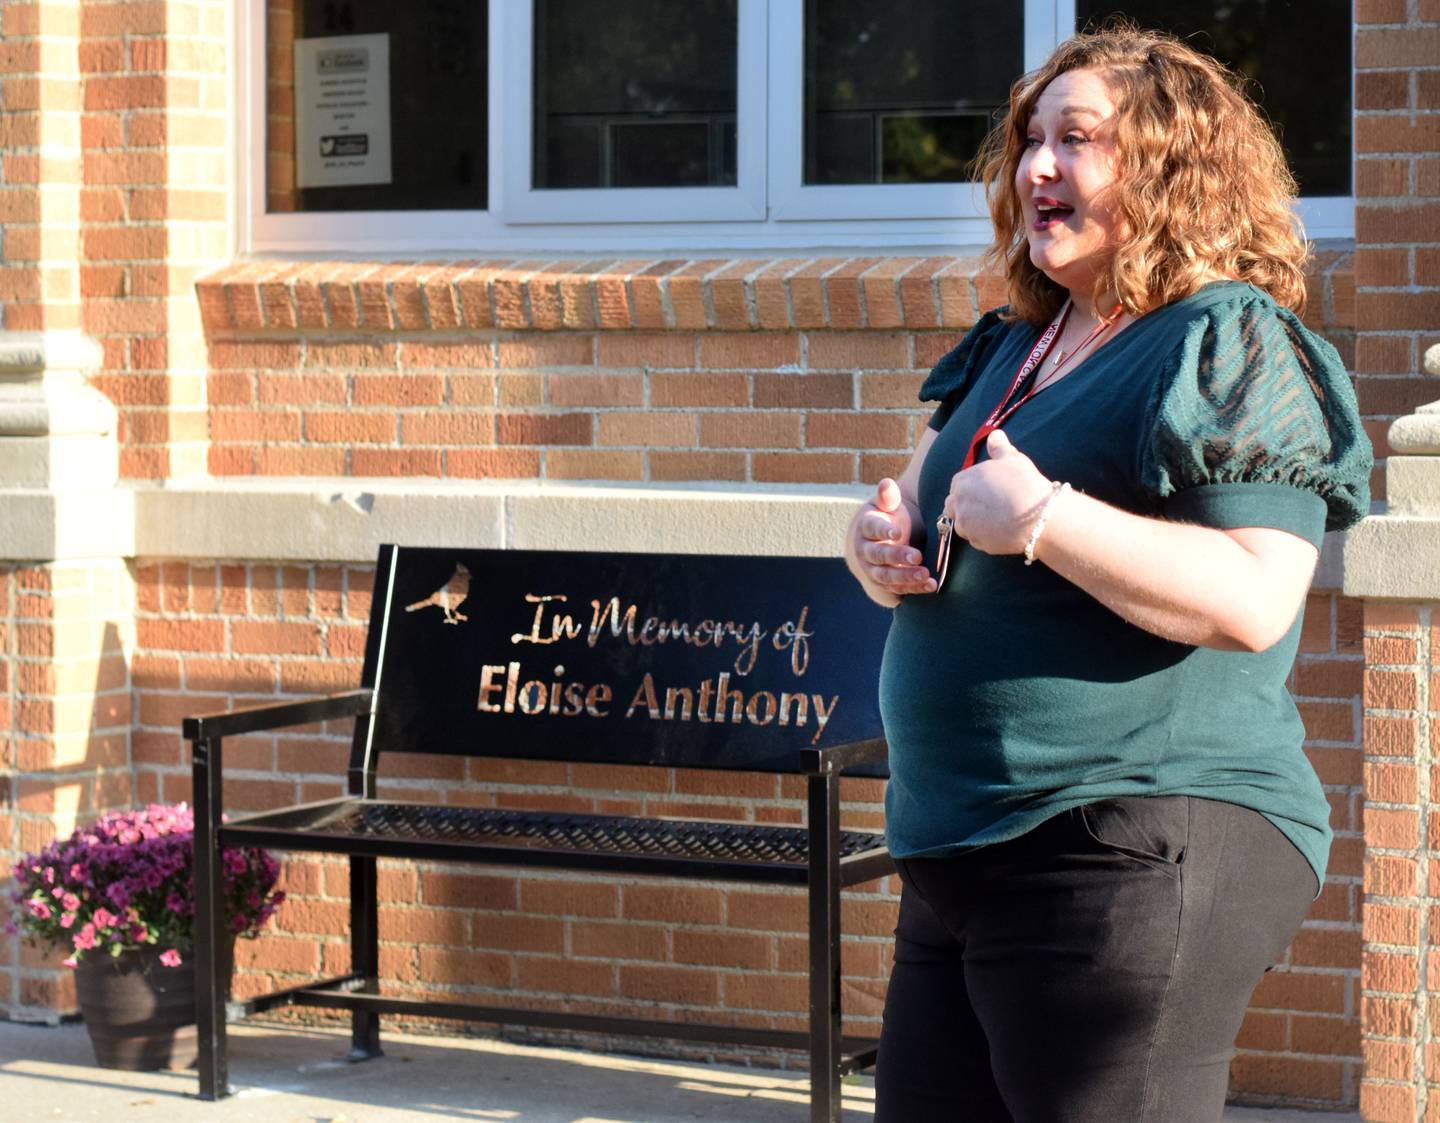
[
  {"xmin": 268, "ymin": 1, "xmax": 488, "ymax": 213},
  {"xmin": 1076, "ymin": 2, "xmax": 1352, "ymax": 196},
  {"xmin": 804, "ymin": 0, "xmax": 1022, "ymax": 186},
  {"xmin": 533, "ymin": 0, "xmax": 738, "ymax": 189}
]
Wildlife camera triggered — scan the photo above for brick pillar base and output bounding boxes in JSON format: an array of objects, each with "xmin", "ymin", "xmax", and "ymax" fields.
[
  {"xmin": 1358, "ymin": 604, "xmax": 1437, "ymax": 1121},
  {"xmin": 3, "ymin": 559, "xmax": 135, "ymax": 1019}
]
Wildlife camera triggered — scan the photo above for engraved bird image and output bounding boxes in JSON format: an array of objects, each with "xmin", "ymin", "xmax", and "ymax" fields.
[{"xmin": 405, "ymin": 564, "xmax": 471, "ymax": 625}]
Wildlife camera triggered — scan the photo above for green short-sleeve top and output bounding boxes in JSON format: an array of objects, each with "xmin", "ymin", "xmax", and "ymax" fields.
[{"xmin": 878, "ymin": 281, "xmax": 1372, "ymax": 887}]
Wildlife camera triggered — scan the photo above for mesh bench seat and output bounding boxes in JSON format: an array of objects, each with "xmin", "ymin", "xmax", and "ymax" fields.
[{"xmin": 222, "ymin": 798, "xmax": 891, "ymax": 882}]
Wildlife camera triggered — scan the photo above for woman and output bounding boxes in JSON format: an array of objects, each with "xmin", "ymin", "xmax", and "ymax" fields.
[{"xmin": 846, "ymin": 26, "xmax": 1371, "ymax": 1123}]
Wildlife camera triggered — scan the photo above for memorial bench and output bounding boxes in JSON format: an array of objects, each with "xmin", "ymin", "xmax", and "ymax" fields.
[{"xmin": 184, "ymin": 544, "xmax": 894, "ymax": 1123}]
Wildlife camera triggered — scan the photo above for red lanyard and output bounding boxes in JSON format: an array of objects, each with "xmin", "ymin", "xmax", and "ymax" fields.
[{"xmin": 959, "ymin": 301, "xmax": 1119, "ymax": 470}]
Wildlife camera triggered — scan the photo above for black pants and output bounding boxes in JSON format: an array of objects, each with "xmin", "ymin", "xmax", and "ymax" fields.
[{"xmin": 874, "ymin": 796, "xmax": 1317, "ymax": 1123}]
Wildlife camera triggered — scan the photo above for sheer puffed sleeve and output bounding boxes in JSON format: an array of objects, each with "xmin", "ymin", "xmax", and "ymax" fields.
[
  {"xmin": 919, "ymin": 308, "xmax": 1013, "ymax": 430},
  {"xmin": 1140, "ymin": 291, "xmax": 1371, "ymax": 547}
]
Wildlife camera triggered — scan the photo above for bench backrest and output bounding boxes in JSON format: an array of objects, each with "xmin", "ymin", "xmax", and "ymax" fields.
[{"xmin": 357, "ymin": 545, "xmax": 891, "ymax": 776}]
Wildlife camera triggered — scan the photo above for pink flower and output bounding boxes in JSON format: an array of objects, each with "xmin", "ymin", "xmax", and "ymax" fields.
[
  {"xmin": 61, "ymin": 956, "xmax": 77, "ymax": 969},
  {"xmin": 25, "ymin": 899, "xmax": 52, "ymax": 921},
  {"xmin": 158, "ymin": 949, "xmax": 182, "ymax": 968},
  {"xmin": 92, "ymin": 907, "xmax": 118, "ymax": 929},
  {"xmin": 59, "ymin": 913, "xmax": 75, "ymax": 929},
  {"xmin": 72, "ymin": 924, "xmax": 97, "ymax": 951},
  {"xmin": 60, "ymin": 892, "xmax": 80, "ymax": 912}
]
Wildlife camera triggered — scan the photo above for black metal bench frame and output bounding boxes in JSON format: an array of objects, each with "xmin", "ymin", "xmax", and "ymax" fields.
[{"xmin": 185, "ymin": 546, "xmax": 893, "ymax": 1123}]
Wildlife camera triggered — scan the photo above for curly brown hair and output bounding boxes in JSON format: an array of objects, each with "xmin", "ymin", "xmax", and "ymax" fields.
[{"xmin": 975, "ymin": 24, "xmax": 1309, "ymax": 325}]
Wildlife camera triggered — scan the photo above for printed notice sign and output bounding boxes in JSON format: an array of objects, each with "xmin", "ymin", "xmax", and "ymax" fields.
[{"xmin": 294, "ymin": 34, "xmax": 392, "ymax": 188}]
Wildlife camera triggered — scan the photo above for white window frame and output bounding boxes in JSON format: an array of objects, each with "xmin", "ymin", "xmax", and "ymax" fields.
[
  {"xmin": 766, "ymin": 0, "xmax": 1071, "ymax": 223},
  {"xmin": 495, "ymin": 0, "xmax": 767, "ymax": 225},
  {"xmin": 240, "ymin": 0, "xmax": 1354, "ymax": 255}
]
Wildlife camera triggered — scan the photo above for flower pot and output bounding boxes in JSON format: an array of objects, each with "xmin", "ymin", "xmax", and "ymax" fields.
[{"xmin": 73, "ymin": 942, "xmax": 233, "ymax": 1071}]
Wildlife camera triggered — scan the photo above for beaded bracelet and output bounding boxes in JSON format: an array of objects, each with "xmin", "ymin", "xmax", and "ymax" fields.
[{"xmin": 1023, "ymin": 481, "xmax": 1071, "ymax": 566}]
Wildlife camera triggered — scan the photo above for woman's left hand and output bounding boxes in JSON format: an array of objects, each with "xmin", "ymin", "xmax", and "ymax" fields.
[{"xmin": 944, "ymin": 429, "xmax": 1056, "ymax": 555}]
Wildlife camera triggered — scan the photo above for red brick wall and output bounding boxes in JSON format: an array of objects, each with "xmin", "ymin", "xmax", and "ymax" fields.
[
  {"xmin": 194, "ymin": 253, "xmax": 1355, "ymax": 490},
  {"xmin": 1228, "ymin": 589, "xmax": 1366, "ymax": 1106},
  {"xmin": 1353, "ymin": 0, "xmax": 1440, "ymax": 510}
]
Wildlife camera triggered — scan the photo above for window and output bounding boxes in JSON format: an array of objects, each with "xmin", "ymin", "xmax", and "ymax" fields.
[
  {"xmin": 1076, "ymin": 0, "xmax": 1353, "ymax": 239},
  {"xmin": 533, "ymin": 0, "xmax": 737, "ymax": 190},
  {"xmin": 245, "ymin": 1, "xmax": 1354, "ymax": 253}
]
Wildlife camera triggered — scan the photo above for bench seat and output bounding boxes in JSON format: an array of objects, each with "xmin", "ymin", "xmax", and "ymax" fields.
[{"xmin": 221, "ymin": 798, "xmax": 893, "ymax": 884}]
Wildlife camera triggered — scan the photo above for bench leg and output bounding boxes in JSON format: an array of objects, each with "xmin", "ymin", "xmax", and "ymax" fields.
[
  {"xmin": 347, "ymin": 855, "xmax": 383, "ymax": 1062},
  {"xmin": 807, "ymin": 773, "xmax": 843, "ymax": 1123},
  {"xmin": 192, "ymin": 736, "xmax": 231, "ymax": 1100}
]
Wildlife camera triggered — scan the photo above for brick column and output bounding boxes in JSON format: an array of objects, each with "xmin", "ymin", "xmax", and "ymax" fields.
[
  {"xmin": 79, "ymin": 0, "xmax": 231, "ymax": 480},
  {"xmin": 0, "ymin": 330, "xmax": 136, "ymax": 1019},
  {"xmin": 1348, "ymin": 341, "xmax": 1440, "ymax": 1122},
  {"xmin": 1346, "ymin": 4, "xmax": 1440, "ymax": 1117},
  {"xmin": 0, "ymin": 0, "xmax": 83, "ymax": 332}
]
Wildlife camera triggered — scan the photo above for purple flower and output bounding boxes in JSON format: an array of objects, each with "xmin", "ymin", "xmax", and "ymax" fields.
[{"xmin": 12, "ymin": 802, "xmax": 283, "ymax": 956}]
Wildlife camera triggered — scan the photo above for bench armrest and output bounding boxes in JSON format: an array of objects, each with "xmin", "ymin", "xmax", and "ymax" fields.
[
  {"xmin": 798, "ymin": 737, "xmax": 887, "ymax": 775},
  {"xmin": 182, "ymin": 688, "xmax": 375, "ymax": 742}
]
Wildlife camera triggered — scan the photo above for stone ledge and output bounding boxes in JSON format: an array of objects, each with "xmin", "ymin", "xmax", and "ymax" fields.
[
  {"xmin": 195, "ymin": 245, "xmax": 1354, "ymax": 337},
  {"xmin": 0, "ymin": 479, "xmax": 1350, "ymax": 592},
  {"xmin": 1344, "ymin": 514, "xmax": 1440, "ymax": 600},
  {"xmin": 127, "ymin": 479, "xmax": 869, "ymax": 562},
  {"xmin": 0, "ymin": 488, "xmax": 136, "ymax": 560}
]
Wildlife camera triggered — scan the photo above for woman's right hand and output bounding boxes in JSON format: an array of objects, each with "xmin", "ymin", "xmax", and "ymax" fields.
[{"xmin": 846, "ymin": 478, "xmax": 937, "ymax": 606}]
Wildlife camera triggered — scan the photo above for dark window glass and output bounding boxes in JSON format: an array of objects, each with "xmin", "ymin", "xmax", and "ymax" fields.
[
  {"xmin": 269, "ymin": 0, "xmax": 488, "ymax": 214},
  {"xmin": 533, "ymin": 0, "xmax": 738, "ymax": 189},
  {"xmin": 1076, "ymin": 2, "xmax": 1352, "ymax": 195},
  {"xmin": 804, "ymin": 0, "xmax": 1022, "ymax": 186}
]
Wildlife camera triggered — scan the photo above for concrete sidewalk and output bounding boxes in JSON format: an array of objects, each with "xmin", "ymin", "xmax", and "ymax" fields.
[{"xmin": 0, "ymin": 1018, "xmax": 1358, "ymax": 1122}]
